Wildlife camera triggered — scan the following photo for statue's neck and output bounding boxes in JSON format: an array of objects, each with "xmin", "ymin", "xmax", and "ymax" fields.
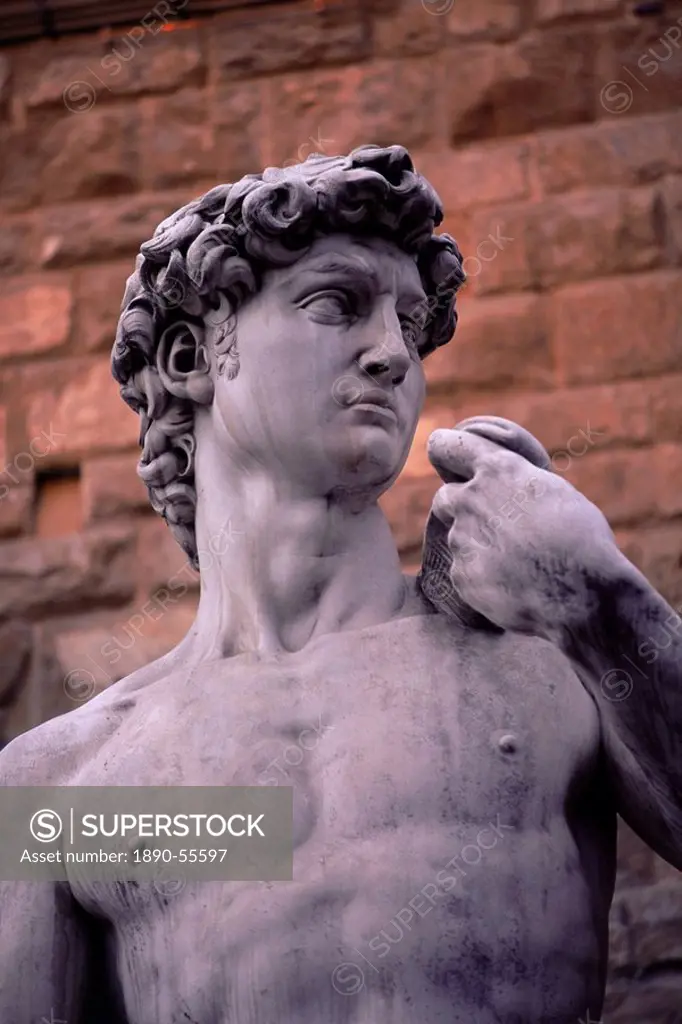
[{"xmin": 182, "ymin": 444, "xmax": 414, "ymax": 661}]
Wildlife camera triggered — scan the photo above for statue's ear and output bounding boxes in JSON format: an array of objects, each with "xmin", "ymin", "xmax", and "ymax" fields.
[{"xmin": 156, "ymin": 322, "xmax": 214, "ymax": 405}]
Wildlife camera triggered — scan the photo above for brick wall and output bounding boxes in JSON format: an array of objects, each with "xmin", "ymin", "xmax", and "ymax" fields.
[{"xmin": 0, "ymin": 0, "xmax": 681, "ymax": 1017}]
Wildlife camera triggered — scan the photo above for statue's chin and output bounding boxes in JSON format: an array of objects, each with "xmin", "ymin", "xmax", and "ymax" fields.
[
  {"xmin": 328, "ymin": 479, "xmax": 393, "ymax": 512},
  {"xmin": 331, "ymin": 465, "xmax": 402, "ymax": 507},
  {"xmin": 317, "ymin": 427, "xmax": 410, "ymax": 504}
]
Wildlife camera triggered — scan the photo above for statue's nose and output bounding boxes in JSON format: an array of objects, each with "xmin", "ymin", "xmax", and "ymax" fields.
[{"xmin": 356, "ymin": 300, "xmax": 411, "ymax": 387}]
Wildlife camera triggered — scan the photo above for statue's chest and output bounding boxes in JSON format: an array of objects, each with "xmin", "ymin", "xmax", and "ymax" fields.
[
  {"xmin": 66, "ymin": 618, "xmax": 605, "ymax": 1024},
  {"xmin": 80, "ymin": 616, "xmax": 600, "ymax": 833}
]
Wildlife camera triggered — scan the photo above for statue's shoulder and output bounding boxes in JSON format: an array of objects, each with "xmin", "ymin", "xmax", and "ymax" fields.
[
  {"xmin": 0, "ymin": 659, "xmax": 172, "ymax": 786},
  {"xmin": 0, "ymin": 704, "xmax": 114, "ymax": 787}
]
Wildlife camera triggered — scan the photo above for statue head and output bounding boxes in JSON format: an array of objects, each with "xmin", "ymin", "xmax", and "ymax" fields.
[{"xmin": 112, "ymin": 144, "xmax": 465, "ymax": 568}]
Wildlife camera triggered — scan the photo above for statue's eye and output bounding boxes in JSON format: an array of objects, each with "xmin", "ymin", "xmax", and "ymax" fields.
[
  {"xmin": 399, "ymin": 316, "xmax": 422, "ymax": 355},
  {"xmin": 299, "ymin": 290, "xmax": 355, "ymax": 319}
]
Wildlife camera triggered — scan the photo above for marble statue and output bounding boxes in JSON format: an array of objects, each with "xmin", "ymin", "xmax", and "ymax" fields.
[{"xmin": 1, "ymin": 144, "xmax": 681, "ymax": 1024}]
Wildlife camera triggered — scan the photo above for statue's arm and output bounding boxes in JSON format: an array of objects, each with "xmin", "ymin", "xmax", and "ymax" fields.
[
  {"xmin": 557, "ymin": 555, "xmax": 682, "ymax": 870},
  {"xmin": 0, "ymin": 878, "xmax": 89, "ymax": 1021},
  {"xmin": 0, "ymin": 731, "xmax": 89, "ymax": 1022},
  {"xmin": 418, "ymin": 416, "xmax": 682, "ymax": 867}
]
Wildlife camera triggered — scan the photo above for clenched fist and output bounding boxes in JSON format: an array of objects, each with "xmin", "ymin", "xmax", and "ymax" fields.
[{"xmin": 418, "ymin": 416, "xmax": 619, "ymax": 640}]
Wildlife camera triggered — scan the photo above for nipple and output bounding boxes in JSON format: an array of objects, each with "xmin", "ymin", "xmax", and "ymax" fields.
[{"xmin": 496, "ymin": 732, "xmax": 518, "ymax": 755}]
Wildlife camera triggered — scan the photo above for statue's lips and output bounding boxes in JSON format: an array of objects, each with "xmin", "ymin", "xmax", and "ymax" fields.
[{"xmin": 347, "ymin": 389, "xmax": 397, "ymax": 422}]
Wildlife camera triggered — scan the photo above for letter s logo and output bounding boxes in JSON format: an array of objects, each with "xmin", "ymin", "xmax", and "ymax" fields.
[{"xmin": 30, "ymin": 809, "xmax": 63, "ymax": 843}]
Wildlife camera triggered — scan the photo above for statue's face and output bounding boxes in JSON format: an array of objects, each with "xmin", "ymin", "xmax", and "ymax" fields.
[{"xmin": 208, "ymin": 234, "xmax": 427, "ymax": 499}]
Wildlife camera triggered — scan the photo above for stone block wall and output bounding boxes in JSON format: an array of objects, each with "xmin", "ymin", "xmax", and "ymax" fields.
[{"xmin": 0, "ymin": 0, "xmax": 681, "ymax": 1017}]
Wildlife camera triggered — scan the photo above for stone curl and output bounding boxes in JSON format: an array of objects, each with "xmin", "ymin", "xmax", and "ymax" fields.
[{"xmin": 111, "ymin": 144, "xmax": 466, "ymax": 568}]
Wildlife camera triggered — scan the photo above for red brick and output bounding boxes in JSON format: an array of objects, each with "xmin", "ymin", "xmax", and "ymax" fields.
[
  {"xmin": 533, "ymin": 111, "xmax": 682, "ymax": 194},
  {"xmin": 654, "ymin": 447, "xmax": 682, "ymax": 518},
  {"xmin": 0, "ymin": 54, "xmax": 10, "ymax": 119},
  {"xmin": 425, "ymin": 293, "xmax": 552, "ymax": 390},
  {"xmin": 72, "ymin": 262, "xmax": 130, "ymax": 353},
  {"xmin": 632, "ymin": 880, "xmax": 682, "ymax": 965},
  {"xmin": 135, "ymin": 516, "xmax": 196, "ymax": 597},
  {"xmin": 0, "ymin": 276, "xmax": 72, "ymax": 362},
  {"xmin": 596, "ymin": 21, "xmax": 682, "ymax": 121},
  {"xmin": 401, "ymin": 407, "xmax": 457, "ymax": 480},
  {"xmin": 0, "ymin": 218, "xmax": 35, "ymax": 274},
  {"xmin": 36, "ymin": 191, "xmax": 192, "ymax": 269},
  {"xmin": 446, "ymin": 0, "xmax": 524, "ymax": 41},
  {"xmin": 603, "ymin": 970, "xmax": 682, "ymax": 1021},
  {"xmin": 26, "ymin": 358, "xmax": 139, "ymax": 458},
  {"xmin": 616, "ymin": 521, "xmax": 682, "ymax": 606},
  {"xmin": 138, "ymin": 89, "xmax": 214, "ymax": 190},
  {"xmin": 535, "ymin": 0, "xmax": 623, "ymax": 23},
  {"xmin": 552, "ymin": 271, "xmax": 682, "ymax": 386},
  {"xmin": 105, "ymin": 25, "xmax": 206, "ymax": 96},
  {"xmin": 22, "ymin": 38, "xmax": 107, "ymax": 108},
  {"xmin": 565, "ymin": 445, "xmax": 682, "ymax": 526},
  {"xmin": 0, "ymin": 123, "xmax": 43, "ymax": 214},
  {"xmin": 464, "ymin": 203, "xmax": 534, "ymax": 295},
  {"xmin": 0, "ymin": 523, "xmax": 135, "ymax": 619},
  {"xmin": 496, "ymin": 382, "xmax": 649, "ymax": 454},
  {"xmin": 401, "ymin": 555, "xmax": 422, "ymax": 576},
  {"xmin": 5, "ymin": 624, "xmax": 64, "ymax": 733},
  {"xmin": 0, "ymin": 428, "xmax": 46, "ymax": 489},
  {"xmin": 26, "ymin": 28, "xmax": 205, "ymax": 107},
  {"xmin": 82, "ymin": 452, "xmax": 148, "ymax": 522},
  {"xmin": 2, "ymin": 105, "xmax": 139, "ymax": 210},
  {"xmin": 30, "ymin": 57, "xmax": 117, "ymax": 110},
  {"xmin": 448, "ymin": 30, "xmax": 595, "ymax": 144},
  {"xmin": 52, "ymin": 599, "xmax": 197, "ymax": 693},
  {"xmin": 209, "ymin": 5, "xmax": 371, "ymax": 81},
  {"xmin": 609, "ymin": 880, "xmax": 682, "ymax": 975},
  {"xmin": 0, "ymin": 485, "xmax": 33, "ymax": 539},
  {"xmin": 649, "ymin": 374, "xmax": 682, "ymax": 443},
  {"xmin": 380, "ymin": 473, "xmax": 437, "ymax": 554},
  {"xmin": 0, "ymin": 406, "xmax": 6, "ymax": 468},
  {"xmin": 530, "ymin": 185, "xmax": 664, "ymax": 290},
  {"xmin": 413, "ymin": 140, "xmax": 531, "ymax": 214},
  {"xmin": 35, "ymin": 476, "xmax": 84, "ymax": 538},
  {"xmin": 401, "ymin": 395, "xmax": 574, "ymax": 479},
  {"xmin": 517, "ymin": 381, "xmax": 652, "ymax": 452},
  {"xmin": 405, "ymin": 381, "xmax": 652, "ymax": 479},
  {"xmin": 211, "ymin": 81, "xmax": 265, "ymax": 182},
  {"xmin": 34, "ymin": 106, "xmax": 139, "ymax": 203},
  {"xmin": 615, "ymin": 822, "xmax": 656, "ymax": 891},
  {"xmin": 652, "ymin": 856, "xmax": 682, "ymax": 885},
  {"xmin": 0, "ymin": 621, "xmax": 31, "ymax": 716},
  {"xmin": 374, "ymin": 1, "xmax": 446, "ymax": 56},
  {"xmin": 3, "ymin": 107, "xmax": 141, "ymax": 214},
  {"xmin": 661, "ymin": 174, "xmax": 682, "ymax": 265},
  {"xmin": 266, "ymin": 59, "xmax": 446, "ymax": 165},
  {"xmin": 0, "ymin": 619, "xmax": 33, "ymax": 741}
]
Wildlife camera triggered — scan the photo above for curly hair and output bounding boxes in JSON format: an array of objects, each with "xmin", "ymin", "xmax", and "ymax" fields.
[{"xmin": 112, "ymin": 144, "xmax": 466, "ymax": 568}]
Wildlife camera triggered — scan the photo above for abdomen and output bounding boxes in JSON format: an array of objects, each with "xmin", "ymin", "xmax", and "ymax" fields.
[{"xmin": 106, "ymin": 813, "xmax": 611, "ymax": 1024}]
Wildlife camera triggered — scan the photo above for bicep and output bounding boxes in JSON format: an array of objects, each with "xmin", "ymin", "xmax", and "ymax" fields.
[
  {"xmin": 588, "ymin": 669, "xmax": 682, "ymax": 870},
  {"xmin": 558, "ymin": 559, "xmax": 682, "ymax": 869},
  {"xmin": 0, "ymin": 726, "xmax": 92, "ymax": 1020}
]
